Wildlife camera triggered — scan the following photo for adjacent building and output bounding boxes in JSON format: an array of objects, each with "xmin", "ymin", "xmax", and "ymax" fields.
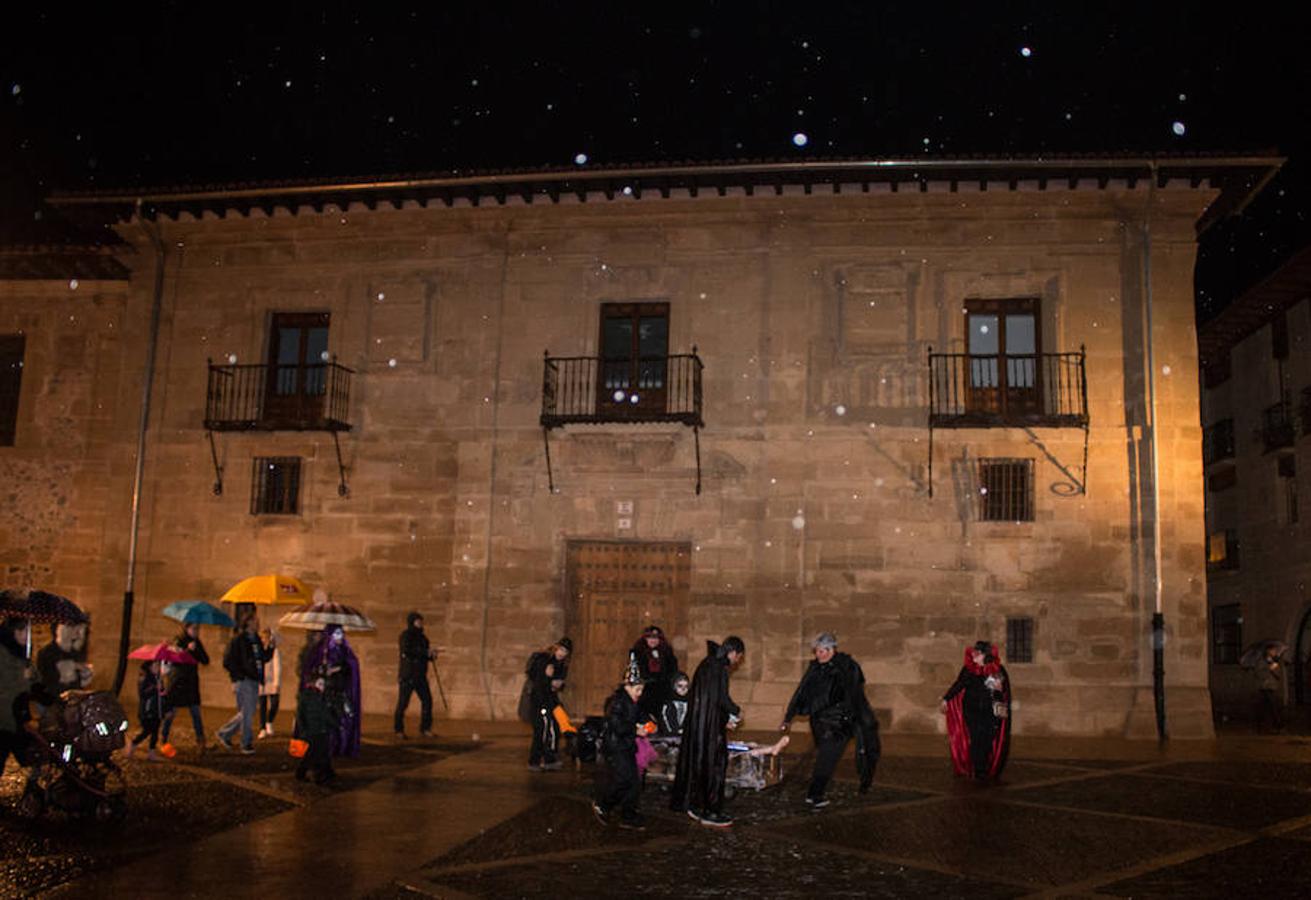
[
  {"xmin": 1199, "ymin": 242, "xmax": 1311, "ymax": 721},
  {"xmin": 0, "ymin": 155, "xmax": 1280, "ymax": 736}
]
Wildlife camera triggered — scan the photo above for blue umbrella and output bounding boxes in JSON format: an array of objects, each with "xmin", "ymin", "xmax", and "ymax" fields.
[{"xmin": 162, "ymin": 600, "xmax": 235, "ymax": 628}]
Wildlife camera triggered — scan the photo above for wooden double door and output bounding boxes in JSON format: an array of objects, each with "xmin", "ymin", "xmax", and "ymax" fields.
[{"xmin": 565, "ymin": 540, "xmax": 691, "ymax": 714}]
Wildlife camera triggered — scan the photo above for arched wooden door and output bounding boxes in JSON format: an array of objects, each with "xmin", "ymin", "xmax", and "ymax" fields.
[{"xmin": 565, "ymin": 540, "xmax": 691, "ymax": 714}]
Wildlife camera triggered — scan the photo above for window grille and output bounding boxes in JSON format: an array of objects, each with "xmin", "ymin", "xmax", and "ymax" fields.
[
  {"xmin": 1202, "ymin": 419, "xmax": 1235, "ymax": 465},
  {"xmin": 977, "ymin": 458, "xmax": 1034, "ymax": 522},
  {"xmin": 1006, "ymin": 617, "xmax": 1035, "ymax": 663},
  {"xmin": 0, "ymin": 334, "xmax": 24, "ymax": 446},
  {"xmin": 1211, "ymin": 604, "xmax": 1242, "ymax": 665},
  {"xmin": 251, "ymin": 457, "xmax": 301, "ymax": 515}
]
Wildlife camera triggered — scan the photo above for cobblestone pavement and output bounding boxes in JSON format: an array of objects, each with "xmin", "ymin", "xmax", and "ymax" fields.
[{"xmin": 4, "ymin": 720, "xmax": 1311, "ymax": 899}]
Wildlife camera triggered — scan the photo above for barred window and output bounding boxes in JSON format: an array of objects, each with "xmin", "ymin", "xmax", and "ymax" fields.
[
  {"xmin": 1202, "ymin": 419, "xmax": 1235, "ymax": 465},
  {"xmin": 1211, "ymin": 604, "xmax": 1242, "ymax": 665},
  {"xmin": 1207, "ymin": 529, "xmax": 1240, "ymax": 572},
  {"xmin": 251, "ymin": 457, "xmax": 301, "ymax": 515},
  {"xmin": 1207, "ymin": 467, "xmax": 1237, "ymax": 492},
  {"xmin": 978, "ymin": 458, "xmax": 1034, "ymax": 522},
  {"xmin": 1006, "ymin": 617, "xmax": 1035, "ymax": 663},
  {"xmin": 0, "ymin": 334, "xmax": 24, "ymax": 446}
]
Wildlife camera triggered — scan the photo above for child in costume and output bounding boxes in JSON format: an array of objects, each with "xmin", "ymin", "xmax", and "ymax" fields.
[{"xmin": 592, "ymin": 656, "xmax": 648, "ymax": 830}]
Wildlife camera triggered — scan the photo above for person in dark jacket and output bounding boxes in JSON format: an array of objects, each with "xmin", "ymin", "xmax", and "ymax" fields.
[
  {"xmin": 296, "ymin": 668, "xmax": 338, "ymax": 784},
  {"xmin": 35, "ymin": 621, "xmax": 92, "ymax": 698},
  {"xmin": 592, "ymin": 656, "xmax": 648, "ymax": 830},
  {"xmin": 126, "ymin": 660, "xmax": 165, "ymax": 761},
  {"xmin": 941, "ymin": 641, "xmax": 1011, "ymax": 781},
  {"xmin": 659, "ymin": 672, "xmax": 690, "ymax": 735},
  {"xmin": 670, "ymin": 636, "xmax": 744, "ymax": 827},
  {"xmin": 524, "ymin": 637, "xmax": 572, "ymax": 770},
  {"xmin": 780, "ymin": 633, "xmax": 881, "ymax": 808},
  {"xmin": 630, "ymin": 625, "xmax": 679, "ymax": 719},
  {"xmin": 216, "ymin": 616, "xmax": 264, "ymax": 754},
  {"xmin": 394, "ymin": 611, "xmax": 437, "ymax": 739},
  {"xmin": 161, "ymin": 622, "xmax": 210, "ymax": 750},
  {"xmin": 0, "ymin": 618, "xmax": 33, "ymax": 775}
]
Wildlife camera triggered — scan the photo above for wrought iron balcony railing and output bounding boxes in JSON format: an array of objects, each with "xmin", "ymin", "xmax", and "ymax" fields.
[
  {"xmin": 540, "ymin": 350, "xmax": 704, "ymax": 429},
  {"xmin": 928, "ymin": 349, "xmax": 1088, "ymax": 428},
  {"xmin": 204, "ymin": 360, "xmax": 354, "ymax": 432},
  {"xmin": 1262, "ymin": 401, "xmax": 1294, "ymax": 453}
]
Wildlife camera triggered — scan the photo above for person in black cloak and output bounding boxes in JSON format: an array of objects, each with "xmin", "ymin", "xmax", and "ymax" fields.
[
  {"xmin": 670, "ymin": 636, "xmax": 744, "ymax": 827},
  {"xmin": 629, "ymin": 624, "xmax": 679, "ymax": 719},
  {"xmin": 780, "ymin": 632, "xmax": 880, "ymax": 808},
  {"xmin": 592, "ymin": 655, "xmax": 649, "ymax": 830},
  {"xmin": 940, "ymin": 640, "xmax": 1011, "ymax": 781},
  {"xmin": 394, "ymin": 611, "xmax": 437, "ymax": 739}
]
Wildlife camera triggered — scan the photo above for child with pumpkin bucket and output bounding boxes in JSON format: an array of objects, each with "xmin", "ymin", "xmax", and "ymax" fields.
[
  {"xmin": 294, "ymin": 666, "xmax": 338, "ymax": 784},
  {"xmin": 592, "ymin": 655, "xmax": 653, "ymax": 830}
]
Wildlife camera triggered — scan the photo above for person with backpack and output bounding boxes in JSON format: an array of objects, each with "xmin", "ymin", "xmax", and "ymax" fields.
[{"xmin": 216, "ymin": 615, "xmax": 265, "ymax": 754}]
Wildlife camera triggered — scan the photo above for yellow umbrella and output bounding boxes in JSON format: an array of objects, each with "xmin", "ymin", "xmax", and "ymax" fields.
[{"xmin": 219, "ymin": 574, "xmax": 313, "ymax": 606}]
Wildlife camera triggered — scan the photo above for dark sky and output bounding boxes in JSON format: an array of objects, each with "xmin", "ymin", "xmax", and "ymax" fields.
[{"xmin": 3, "ymin": 3, "xmax": 1308, "ymax": 317}]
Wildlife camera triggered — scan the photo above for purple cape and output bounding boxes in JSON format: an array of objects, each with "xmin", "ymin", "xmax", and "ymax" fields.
[{"xmin": 302, "ymin": 632, "xmax": 362, "ymax": 758}]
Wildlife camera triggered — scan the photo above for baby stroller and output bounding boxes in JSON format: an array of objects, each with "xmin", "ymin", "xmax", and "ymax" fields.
[{"xmin": 16, "ymin": 690, "xmax": 130, "ymax": 822}]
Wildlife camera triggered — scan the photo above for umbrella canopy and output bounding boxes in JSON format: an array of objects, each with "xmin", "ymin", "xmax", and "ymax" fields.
[
  {"xmin": 162, "ymin": 600, "xmax": 235, "ymax": 628},
  {"xmin": 1240, "ymin": 640, "xmax": 1288, "ymax": 668},
  {"xmin": 278, "ymin": 601, "xmax": 376, "ymax": 633},
  {"xmin": 220, "ymin": 574, "xmax": 313, "ymax": 606},
  {"xmin": 128, "ymin": 642, "xmax": 198, "ymax": 665},
  {"xmin": 0, "ymin": 588, "xmax": 89, "ymax": 625}
]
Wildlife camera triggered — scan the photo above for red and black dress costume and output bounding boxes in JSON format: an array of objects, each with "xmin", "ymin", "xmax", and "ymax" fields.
[
  {"xmin": 630, "ymin": 625, "xmax": 679, "ymax": 720},
  {"xmin": 942, "ymin": 642, "xmax": 1011, "ymax": 780}
]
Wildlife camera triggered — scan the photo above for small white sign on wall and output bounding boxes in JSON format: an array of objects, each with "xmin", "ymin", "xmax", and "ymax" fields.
[
  {"xmin": 616, "ymin": 500, "xmax": 634, "ymax": 516},
  {"xmin": 617, "ymin": 517, "xmax": 633, "ymax": 531}
]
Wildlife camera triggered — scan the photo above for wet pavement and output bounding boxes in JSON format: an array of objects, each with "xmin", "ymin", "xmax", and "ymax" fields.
[{"xmin": 3, "ymin": 716, "xmax": 1311, "ymax": 899}]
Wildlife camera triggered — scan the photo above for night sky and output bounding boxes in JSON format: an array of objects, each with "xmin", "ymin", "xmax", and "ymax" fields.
[{"xmin": 3, "ymin": 4, "xmax": 1308, "ymax": 318}]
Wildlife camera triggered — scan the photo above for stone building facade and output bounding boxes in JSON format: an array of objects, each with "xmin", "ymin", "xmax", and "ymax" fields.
[
  {"xmin": 2, "ymin": 158, "xmax": 1279, "ymax": 737},
  {"xmin": 1199, "ymin": 243, "xmax": 1311, "ymax": 722}
]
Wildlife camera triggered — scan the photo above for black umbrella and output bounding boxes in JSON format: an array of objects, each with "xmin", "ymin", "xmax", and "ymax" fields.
[{"xmin": 0, "ymin": 588, "xmax": 89, "ymax": 658}]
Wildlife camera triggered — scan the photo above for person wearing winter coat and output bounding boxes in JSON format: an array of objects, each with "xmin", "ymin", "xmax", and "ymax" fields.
[
  {"xmin": 629, "ymin": 625, "xmax": 679, "ymax": 720},
  {"xmin": 941, "ymin": 641, "xmax": 1012, "ymax": 781},
  {"xmin": 258, "ymin": 628, "xmax": 282, "ymax": 738},
  {"xmin": 0, "ymin": 618, "xmax": 33, "ymax": 774},
  {"xmin": 394, "ymin": 611, "xmax": 437, "ymax": 739},
  {"xmin": 592, "ymin": 657, "xmax": 649, "ymax": 830},
  {"xmin": 35, "ymin": 621, "xmax": 93, "ymax": 697},
  {"xmin": 161, "ymin": 622, "xmax": 210, "ymax": 750},
  {"xmin": 216, "ymin": 616, "xmax": 265, "ymax": 754},
  {"xmin": 522, "ymin": 637, "xmax": 572, "ymax": 770},
  {"xmin": 296, "ymin": 669, "xmax": 339, "ymax": 784},
  {"xmin": 780, "ymin": 633, "xmax": 881, "ymax": 807},
  {"xmin": 659, "ymin": 672, "xmax": 690, "ymax": 736},
  {"xmin": 126, "ymin": 660, "xmax": 166, "ymax": 761},
  {"xmin": 670, "ymin": 636, "xmax": 744, "ymax": 828}
]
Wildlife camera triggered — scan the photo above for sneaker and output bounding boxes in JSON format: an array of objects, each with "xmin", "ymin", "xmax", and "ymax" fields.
[
  {"xmin": 419, "ymin": 730, "xmax": 434, "ymax": 739},
  {"xmin": 691, "ymin": 810, "xmax": 733, "ymax": 828},
  {"xmin": 541, "ymin": 761, "xmax": 563, "ymax": 771},
  {"xmin": 239, "ymin": 745, "xmax": 256, "ymax": 755},
  {"xmin": 146, "ymin": 749, "xmax": 161, "ymax": 762},
  {"xmin": 214, "ymin": 731, "xmax": 235, "ymax": 752},
  {"xmin": 617, "ymin": 814, "xmax": 647, "ymax": 831},
  {"xmin": 591, "ymin": 802, "xmax": 609, "ymax": 825},
  {"xmin": 527, "ymin": 763, "xmax": 543, "ymax": 772},
  {"xmin": 806, "ymin": 797, "xmax": 830, "ymax": 810},
  {"xmin": 265, "ymin": 724, "xmax": 275, "ymax": 737},
  {"xmin": 256, "ymin": 726, "xmax": 268, "ymax": 740}
]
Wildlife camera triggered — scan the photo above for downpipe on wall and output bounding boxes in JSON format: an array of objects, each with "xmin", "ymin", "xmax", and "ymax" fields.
[
  {"xmin": 112, "ymin": 206, "xmax": 167, "ymax": 695},
  {"xmin": 1143, "ymin": 164, "xmax": 1167, "ymax": 741}
]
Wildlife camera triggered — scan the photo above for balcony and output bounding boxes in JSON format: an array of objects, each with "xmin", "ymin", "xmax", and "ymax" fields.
[
  {"xmin": 928, "ymin": 350, "xmax": 1088, "ymax": 428},
  {"xmin": 1261, "ymin": 401, "xmax": 1294, "ymax": 453},
  {"xmin": 204, "ymin": 361, "xmax": 354, "ymax": 432},
  {"xmin": 540, "ymin": 351, "xmax": 703, "ymax": 429}
]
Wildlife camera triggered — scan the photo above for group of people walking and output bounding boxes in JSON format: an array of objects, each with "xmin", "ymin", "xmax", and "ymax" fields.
[{"xmin": 579, "ymin": 628, "xmax": 1012, "ymax": 831}]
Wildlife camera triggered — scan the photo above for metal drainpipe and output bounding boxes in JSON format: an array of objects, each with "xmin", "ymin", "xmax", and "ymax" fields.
[
  {"xmin": 1143, "ymin": 164, "xmax": 1167, "ymax": 741},
  {"xmin": 112, "ymin": 205, "xmax": 167, "ymax": 695}
]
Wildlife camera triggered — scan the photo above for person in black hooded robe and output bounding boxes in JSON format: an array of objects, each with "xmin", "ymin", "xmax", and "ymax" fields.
[
  {"xmin": 780, "ymin": 632, "xmax": 880, "ymax": 808},
  {"xmin": 670, "ymin": 636, "xmax": 744, "ymax": 827}
]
